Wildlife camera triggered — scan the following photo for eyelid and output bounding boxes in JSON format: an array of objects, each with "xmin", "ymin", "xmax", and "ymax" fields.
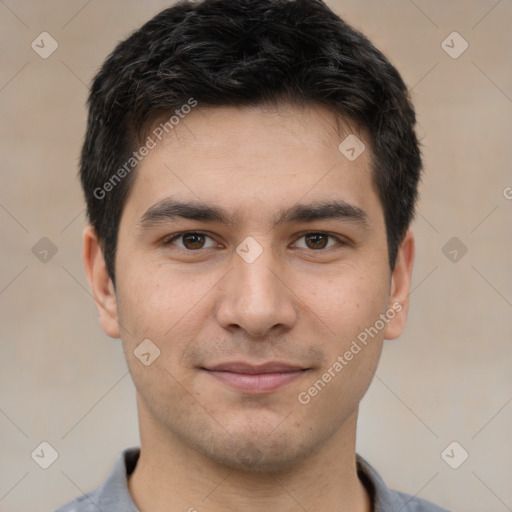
[
  {"xmin": 161, "ymin": 231, "xmax": 217, "ymax": 248},
  {"xmin": 290, "ymin": 231, "xmax": 347, "ymax": 250}
]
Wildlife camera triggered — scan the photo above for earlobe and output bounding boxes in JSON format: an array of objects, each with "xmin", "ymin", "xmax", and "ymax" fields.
[
  {"xmin": 383, "ymin": 229, "xmax": 415, "ymax": 341},
  {"xmin": 82, "ymin": 225, "xmax": 121, "ymax": 339}
]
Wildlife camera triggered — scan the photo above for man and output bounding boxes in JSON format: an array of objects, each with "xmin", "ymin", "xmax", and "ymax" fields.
[{"xmin": 55, "ymin": 0, "xmax": 450, "ymax": 510}]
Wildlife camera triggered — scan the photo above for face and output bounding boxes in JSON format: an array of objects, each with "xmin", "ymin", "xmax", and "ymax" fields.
[{"xmin": 85, "ymin": 103, "xmax": 413, "ymax": 472}]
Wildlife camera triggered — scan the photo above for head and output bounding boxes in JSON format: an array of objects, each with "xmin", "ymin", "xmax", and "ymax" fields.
[{"xmin": 82, "ymin": 0, "xmax": 420, "ymax": 472}]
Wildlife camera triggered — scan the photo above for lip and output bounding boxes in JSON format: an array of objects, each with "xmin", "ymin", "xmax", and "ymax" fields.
[
  {"xmin": 205, "ymin": 361, "xmax": 305, "ymax": 373},
  {"xmin": 202, "ymin": 361, "xmax": 309, "ymax": 393}
]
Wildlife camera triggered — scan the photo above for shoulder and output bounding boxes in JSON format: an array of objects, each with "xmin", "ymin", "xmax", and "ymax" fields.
[
  {"xmin": 52, "ymin": 447, "xmax": 141, "ymax": 512},
  {"xmin": 388, "ymin": 489, "xmax": 452, "ymax": 512},
  {"xmin": 52, "ymin": 488, "xmax": 103, "ymax": 512},
  {"xmin": 356, "ymin": 453, "xmax": 452, "ymax": 512}
]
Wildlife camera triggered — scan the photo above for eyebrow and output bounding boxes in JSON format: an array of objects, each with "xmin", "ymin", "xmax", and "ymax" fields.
[{"xmin": 138, "ymin": 198, "xmax": 369, "ymax": 230}]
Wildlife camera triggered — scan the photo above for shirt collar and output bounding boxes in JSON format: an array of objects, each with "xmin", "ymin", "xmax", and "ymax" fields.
[{"xmin": 93, "ymin": 447, "xmax": 434, "ymax": 512}]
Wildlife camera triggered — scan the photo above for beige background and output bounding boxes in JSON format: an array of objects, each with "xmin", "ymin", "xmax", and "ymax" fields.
[{"xmin": 1, "ymin": 1, "xmax": 511, "ymax": 511}]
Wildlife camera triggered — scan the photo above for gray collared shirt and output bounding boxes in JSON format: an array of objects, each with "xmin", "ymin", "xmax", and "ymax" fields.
[{"xmin": 54, "ymin": 447, "xmax": 451, "ymax": 512}]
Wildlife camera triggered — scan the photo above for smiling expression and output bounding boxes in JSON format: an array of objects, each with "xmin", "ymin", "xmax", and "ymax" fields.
[{"xmin": 94, "ymin": 102, "xmax": 411, "ymax": 472}]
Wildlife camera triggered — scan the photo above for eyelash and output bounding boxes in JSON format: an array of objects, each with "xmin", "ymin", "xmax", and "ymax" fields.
[{"xmin": 161, "ymin": 231, "xmax": 346, "ymax": 252}]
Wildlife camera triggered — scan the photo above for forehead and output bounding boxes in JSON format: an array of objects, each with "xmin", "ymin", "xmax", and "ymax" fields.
[
  {"xmin": 123, "ymin": 103, "xmax": 381, "ymax": 226},
  {"xmin": 150, "ymin": 102, "xmax": 364, "ymax": 166}
]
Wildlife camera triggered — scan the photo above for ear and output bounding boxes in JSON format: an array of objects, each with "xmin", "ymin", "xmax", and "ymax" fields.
[
  {"xmin": 82, "ymin": 225, "xmax": 121, "ymax": 338},
  {"xmin": 383, "ymin": 229, "xmax": 415, "ymax": 340}
]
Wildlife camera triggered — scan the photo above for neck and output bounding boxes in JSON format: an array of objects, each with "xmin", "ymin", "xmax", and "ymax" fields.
[{"xmin": 128, "ymin": 400, "xmax": 371, "ymax": 512}]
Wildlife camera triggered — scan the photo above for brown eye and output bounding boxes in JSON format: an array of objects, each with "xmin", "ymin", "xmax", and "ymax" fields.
[
  {"xmin": 304, "ymin": 233, "xmax": 329, "ymax": 249},
  {"xmin": 294, "ymin": 232, "xmax": 341, "ymax": 251},
  {"xmin": 181, "ymin": 233, "xmax": 206, "ymax": 250},
  {"xmin": 163, "ymin": 232, "xmax": 216, "ymax": 250}
]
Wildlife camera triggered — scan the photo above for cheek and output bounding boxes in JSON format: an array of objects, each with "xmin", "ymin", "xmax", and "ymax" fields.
[
  {"xmin": 297, "ymin": 337, "xmax": 382, "ymax": 431},
  {"xmin": 298, "ymin": 264, "xmax": 390, "ymax": 340},
  {"xmin": 296, "ymin": 272, "xmax": 387, "ymax": 416},
  {"xmin": 115, "ymin": 268, "xmax": 201, "ymax": 410},
  {"xmin": 295, "ymin": 265, "xmax": 388, "ymax": 397},
  {"xmin": 114, "ymin": 263, "xmax": 224, "ymax": 403},
  {"xmin": 116, "ymin": 260, "xmax": 213, "ymax": 339}
]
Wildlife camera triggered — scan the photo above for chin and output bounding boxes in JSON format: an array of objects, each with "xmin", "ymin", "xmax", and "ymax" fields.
[{"xmin": 195, "ymin": 432, "xmax": 320, "ymax": 474}]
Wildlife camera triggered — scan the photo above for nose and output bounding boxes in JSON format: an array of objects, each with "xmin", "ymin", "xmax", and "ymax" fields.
[{"xmin": 215, "ymin": 244, "xmax": 298, "ymax": 339}]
